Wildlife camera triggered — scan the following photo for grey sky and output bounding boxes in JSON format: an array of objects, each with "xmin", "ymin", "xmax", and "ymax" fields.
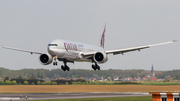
[{"xmin": 0, "ymin": 0, "xmax": 179, "ymax": 70}]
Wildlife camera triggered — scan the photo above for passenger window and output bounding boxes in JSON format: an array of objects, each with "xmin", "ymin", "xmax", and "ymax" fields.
[
  {"xmin": 162, "ymin": 98, "xmax": 167, "ymax": 101},
  {"xmin": 174, "ymin": 98, "xmax": 179, "ymax": 101}
]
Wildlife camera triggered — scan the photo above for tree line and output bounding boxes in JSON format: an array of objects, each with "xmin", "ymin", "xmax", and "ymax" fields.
[{"xmin": 0, "ymin": 67, "xmax": 180, "ymax": 79}]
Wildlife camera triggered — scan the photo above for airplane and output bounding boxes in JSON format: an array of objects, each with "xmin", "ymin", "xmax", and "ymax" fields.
[{"xmin": 2, "ymin": 24, "xmax": 177, "ymax": 71}]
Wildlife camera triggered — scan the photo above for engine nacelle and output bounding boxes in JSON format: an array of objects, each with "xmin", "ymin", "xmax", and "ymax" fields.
[
  {"xmin": 39, "ymin": 54, "xmax": 53, "ymax": 65},
  {"xmin": 93, "ymin": 52, "xmax": 108, "ymax": 64}
]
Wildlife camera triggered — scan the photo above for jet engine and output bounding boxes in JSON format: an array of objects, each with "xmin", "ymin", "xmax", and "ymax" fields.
[
  {"xmin": 93, "ymin": 52, "xmax": 108, "ymax": 64},
  {"xmin": 39, "ymin": 54, "xmax": 53, "ymax": 65}
]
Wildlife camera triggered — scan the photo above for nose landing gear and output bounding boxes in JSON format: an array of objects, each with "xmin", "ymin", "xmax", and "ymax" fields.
[
  {"xmin": 53, "ymin": 62, "xmax": 57, "ymax": 66},
  {"xmin": 53, "ymin": 58, "xmax": 58, "ymax": 66}
]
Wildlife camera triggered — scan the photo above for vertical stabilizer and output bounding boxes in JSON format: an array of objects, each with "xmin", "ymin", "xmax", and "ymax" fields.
[{"xmin": 100, "ymin": 24, "xmax": 106, "ymax": 48}]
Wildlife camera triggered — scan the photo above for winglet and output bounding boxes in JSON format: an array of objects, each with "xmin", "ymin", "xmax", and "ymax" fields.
[
  {"xmin": 173, "ymin": 40, "xmax": 178, "ymax": 42},
  {"xmin": 100, "ymin": 23, "xmax": 106, "ymax": 48}
]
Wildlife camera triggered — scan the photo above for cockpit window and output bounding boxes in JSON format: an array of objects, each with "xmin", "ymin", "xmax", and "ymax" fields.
[{"xmin": 48, "ymin": 44, "xmax": 58, "ymax": 46}]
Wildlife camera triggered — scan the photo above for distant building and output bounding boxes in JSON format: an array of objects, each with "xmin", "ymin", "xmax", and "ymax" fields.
[
  {"xmin": 97, "ymin": 77, "xmax": 103, "ymax": 81},
  {"xmin": 86, "ymin": 77, "xmax": 96, "ymax": 81},
  {"xmin": 144, "ymin": 65, "xmax": 157, "ymax": 81},
  {"xmin": 150, "ymin": 65, "xmax": 157, "ymax": 81},
  {"xmin": 151, "ymin": 77, "xmax": 157, "ymax": 81},
  {"xmin": 164, "ymin": 75, "xmax": 172, "ymax": 80},
  {"xmin": 151, "ymin": 65, "xmax": 156, "ymax": 77},
  {"xmin": 113, "ymin": 77, "xmax": 119, "ymax": 81}
]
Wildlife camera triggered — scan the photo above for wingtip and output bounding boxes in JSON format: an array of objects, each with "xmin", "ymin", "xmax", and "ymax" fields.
[{"xmin": 172, "ymin": 40, "xmax": 178, "ymax": 42}]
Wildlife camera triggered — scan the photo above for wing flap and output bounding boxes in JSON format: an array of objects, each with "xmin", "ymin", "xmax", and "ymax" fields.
[{"xmin": 2, "ymin": 45, "xmax": 46, "ymax": 54}]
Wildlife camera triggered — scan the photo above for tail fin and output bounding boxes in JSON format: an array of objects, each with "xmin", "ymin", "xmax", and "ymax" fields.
[{"xmin": 100, "ymin": 24, "xmax": 106, "ymax": 48}]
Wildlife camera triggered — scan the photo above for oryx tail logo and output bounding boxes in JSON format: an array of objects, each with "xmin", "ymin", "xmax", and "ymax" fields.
[
  {"xmin": 64, "ymin": 43, "xmax": 77, "ymax": 51},
  {"xmin": 100, "ymin": 24, "xmax": 106, "ymax": 48}
]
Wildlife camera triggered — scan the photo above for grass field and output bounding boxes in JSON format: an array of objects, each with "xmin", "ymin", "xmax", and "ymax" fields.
[
  {"xmin": 0, "ymin": 85, "xmax": 180, "ymax": 93},
  {"xmin": 140, "ymin": 81, "xmax": 180, "ymax": 86},
  {"xmin": 28, "ymin": 96, "xmax": 152, "ymax": 101}
]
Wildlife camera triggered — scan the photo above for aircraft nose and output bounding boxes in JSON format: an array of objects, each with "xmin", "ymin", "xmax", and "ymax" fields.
[{"xmin": 47, "ymin": 46, "xmax": 54, "ymax": 55}]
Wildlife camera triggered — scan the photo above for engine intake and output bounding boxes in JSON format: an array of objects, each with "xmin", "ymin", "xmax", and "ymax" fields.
[
  {"xmin": 93, "ymin": 52, "xmax": 108, "ymax": 64},
  {"xmin": 39, "ymin": 54, "xmax": 53, "ymax": 65}
]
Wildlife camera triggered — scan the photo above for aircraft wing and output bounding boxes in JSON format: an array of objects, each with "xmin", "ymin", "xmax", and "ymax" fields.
[
  {"xmin": 2, "ymin": 45, "xmax": 46, "ymax": 54},
  {"xmin": 105, "ymin": 40, "xmax": 177, "ymax": 55}
]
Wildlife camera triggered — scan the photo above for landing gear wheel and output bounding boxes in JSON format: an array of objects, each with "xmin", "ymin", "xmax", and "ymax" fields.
[
  {"xmin": 97, "ymin": 65, "xmax": 100, "ymax": 70},
  {"xmin": 92, "ymin": 63, "xmax": 100, "ymax": 70},
  {"xmin": 66, "ymin": 66, "xmax": 70, "ymax": 71},
  {"xmin": 61, "ymin": 61, "xmax": 71, "ymax": 71},
  {"xmin": 53, "ymin": 62, "xmax": 58, "ymax": 66},
  {"xmin": 92, "ymin": 65, "xmax": 96, "ymax": 70},
  {"xmin": 61, "ymin": 65, "xmax": 65, "ymax": 71}
]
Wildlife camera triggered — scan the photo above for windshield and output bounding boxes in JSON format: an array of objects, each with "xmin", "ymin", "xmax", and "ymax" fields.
[{"xmin": 48, "ymin": 44, "xmax": 58, "ymax": 46}]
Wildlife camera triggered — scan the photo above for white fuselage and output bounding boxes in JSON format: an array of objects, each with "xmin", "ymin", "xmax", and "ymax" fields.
[
  {"xmin": 48, "ymin": 39, "xmax": 104, "ymax": 62},
  {"xmin": 2, "ymin": 23, "xmax": 175, "ymax": 71}
]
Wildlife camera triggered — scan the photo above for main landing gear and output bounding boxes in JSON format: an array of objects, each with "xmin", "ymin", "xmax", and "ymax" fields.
[
  {"xmin": 92, "ymin": 63, "xmax": 100, "ymax": 70},
  {"xmin": 61, "ymin": 61, "xmax": 70, "ymax": 71},
  {"xmin": 53, "ymin": 57, "xmax": 70, "ymax": 71}
]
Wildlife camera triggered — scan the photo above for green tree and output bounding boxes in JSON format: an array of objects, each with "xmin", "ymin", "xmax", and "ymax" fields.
[
  {"xmin": 30, "ymin": 74, "xmax": 36, "ymax": 79},
  {"xmin": 65, "ymin": 82, "xmax": 69, "ymax": 85},
  {"xmin": 11, "ymin": 80, "xmax": 17, "ymax": 85},
  {"xmin": 85, "ymin": 82, "xmax": 89, "ymax": 85},
  {"xmin": 4, "ymin": 76, "xmax": 9, "ymax": 82},
  {"xmin": 41, "ymin": 82, "xmax": 46, "ymax": 85},
  {"xmin": 57, "ymin": 74, "xmax": 60, "ymax": 79},
  {"xmin": 46, "ymin": 81, "xmax": 51, "ymax": 85},
  {"xmin": 0, "ymin": 81, "xmax": 3, "ymax": 85},
  {"xmin": 31, "ymin": 82, "xmax": 35, "ymax": 85},
  {"xmin": 4, "ymin": 80, "xmax": 11, "ymax": 85},
  {"xmin": 37, "ymin": 81, "xmax": 41, "ymax": 85},
  {"xmin": 53, "ymin": 74, "xmax": 57, "ymax": 79},
  {"xmin": 51, "ymin": 82, "xmax": 57, "ymax": 85},
  {"xmin": 92, "ymin": 74, "xmax": 99, "ymax": 79},
  {"xmin": 40, "ymin": 75, "xmax": 43, "ymax": 79},
  {"xmin": 18, "ymin": 76, "xmax": 22, "ymax": 79},
  {"xmin": 37, "ymin": 70, "xmax": 41, "ymax": 78},
  {"xmin": 24, "ymin": 81, "xmax": 29, "ymax": 85},
  {"xmin": 176, "ymin": 75, "xmax": 179, "ymax": 80}
]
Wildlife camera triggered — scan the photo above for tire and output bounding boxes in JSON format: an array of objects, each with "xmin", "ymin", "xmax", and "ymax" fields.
[
  {"xmin": 67, "ymin": 66, "xmax": 70, "ymax": 71},
  {"xmin": 61, "ymin": 65, "xmax": 65, "ymax": 71},
  {"xmin": 97, "ymin": 66, "xmax": 100, "ymax": 70},
  {"xmin": 92, "ymin": 65, "xmax": 96, "ymax": 70}
]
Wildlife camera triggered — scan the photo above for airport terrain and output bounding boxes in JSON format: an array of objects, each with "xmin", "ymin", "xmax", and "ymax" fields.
[
  {"xmin": 0, "ymin": 93, "xmax": 151, "ymax": 101},
  {"xmin": 0, "ymin": 85, "xmax": 180, "ymax": 93},
  {"xmin": 27, "ymin": 96, "xmax": 152, "ymax": 101}
]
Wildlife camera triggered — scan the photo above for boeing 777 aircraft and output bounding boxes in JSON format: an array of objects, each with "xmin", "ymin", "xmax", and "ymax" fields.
[{"xmin": 2, "ymin": 25, "xmax": 176, "ymax": 71}]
